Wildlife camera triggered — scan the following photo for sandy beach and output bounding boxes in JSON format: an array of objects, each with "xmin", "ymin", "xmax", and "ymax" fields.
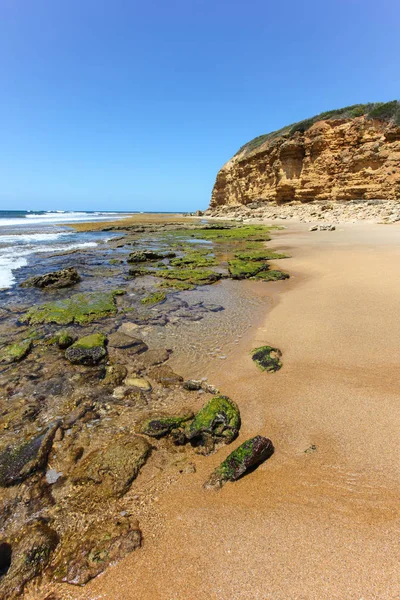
[{"xmin": 62, "ymin": 221, "xmax": 400, "ymax": 600}]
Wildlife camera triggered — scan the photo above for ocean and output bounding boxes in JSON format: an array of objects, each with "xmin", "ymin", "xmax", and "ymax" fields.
[{"xmin": 0, "ymin": 210, "xmax": 131, "ymax": 289}]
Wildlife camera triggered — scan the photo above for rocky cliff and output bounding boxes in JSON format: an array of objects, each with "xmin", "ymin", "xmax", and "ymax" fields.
[{"xmin": 210, "ymin": 101, "xmax": 400, "ymax": 208}]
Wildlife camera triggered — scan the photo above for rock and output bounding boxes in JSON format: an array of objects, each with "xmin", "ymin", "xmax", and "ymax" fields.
[
  {"xmin": 55, "ymin": 330, "xmax": 75, "ymax": 349},
  {"xmin": 108, "ymin": 332, "xmax": 146, "ymax": 351},
  {"xmin": 147, "ymin": 365, "xmax": 184, "ymax": 387},
  {"xmin": 117, "ymin": 321, "xmax": 140, "ymax": 337},
  {"xmin": 124, "ymin": 377, "xmax": 152, "ymax": 392},
  {"xmin": 0, "ymin": 422, "xmax": 60, "ymax": 487},
  {"xmin": 185, "ymin": 396, "xmax": 241, "ymax": 454},
  {"xmin": 71, "ymin": 434, "xmax": 151, "ymax": 498},
  {"xmin": 183, "ymin": 379, "xmax": 202, "ymax": 391},
  {"xmin": 127, "ymin": 250, "xmax": 176, "ymax": 263},
  {"xmin": 52, "ymin": 516, "xmax": 141, "ymax": 586},
  {"xmin": 319, "ymin": 224, "xmax": 336, "ymax": 231},
  {"xmin": 309, "ymin": 225, "xmax": 318, "ymax": 231},
  {"xmin": 139, "ymin": 412, "xmax": 194, "ymax": 438},
  {"xmin": 20, "ymin": 267, "xmax": 81, "ymax": 289},
  {"xmin": 195, "ymin": 210, "xmax": 204, "ymax": 216},
  {"xmin": 65, "ymin": 334, "xmax": 107, "ymax": 366},
  {"xmin": 0, "ymin": 340, "xmax": 32, "ymax": 364},
  {"xmin": 0, "ymin": 521, "xmax": 59, "ymax": 599},
  {"xmin": 251, "ymin": 345, "xmax": 282, "ymax": 372},
  {"xmin": 201, "ymin": 382, "xmax": 220, "ymax": 394},
  {"xmin": 23, "ymin": 291, "xmax": 121, "ymax": 325},
  {"xmin": 204, "ymin": 435, "xmax": 274, "ymax": 489},
  {"xmin": 102, "ymin": 364, "xmax": 128, "ymax": 386},
  {"xmin": 139, "ymin": 348, "xmax": 170, "ymax": 367}
]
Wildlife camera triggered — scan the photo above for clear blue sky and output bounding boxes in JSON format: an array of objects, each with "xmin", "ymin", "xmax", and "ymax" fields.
[{"xmin": 0, "ymin": 0, "xmax": 399, "ymax": 212}]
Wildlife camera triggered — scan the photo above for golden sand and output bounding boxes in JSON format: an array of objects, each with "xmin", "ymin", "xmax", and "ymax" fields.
[{"xmin": 53, "ymin": 222, "xmax": 400, "ymax": 600}]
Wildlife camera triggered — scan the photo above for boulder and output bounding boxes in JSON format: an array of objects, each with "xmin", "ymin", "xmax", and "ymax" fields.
[
  {"xmin": 20, "ymin": 267, "xmax": 81, "ymax": 289},
  {"xmin": 102, "ymin": 364, "xmax": 128, "ymax": 386},
  {"xmin": 127, "ymin": 250, "xmax": 176, "ymax": 263},
  {"xmin": 65, "ymin": 334, "xmax": 107, "ymax": 366},
  {"xmin": 204, "ymin": 435, "xmax": 274, "ymax": 489},
  {"xmin": 107, "ymin": 332, "xmax": 148, "ymax": 353},
  {"xmin": 0, "ymin": 340, "xmax": 32, "ymax": 364},
  {"xmin": 147, "ymin": 365, "xmax": 184, "ymax": 387}
]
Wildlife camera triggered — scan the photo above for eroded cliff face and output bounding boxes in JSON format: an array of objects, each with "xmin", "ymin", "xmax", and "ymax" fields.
[{"xmin": 210, "ymin": 116, "xmax": 400, "ymax": 207}]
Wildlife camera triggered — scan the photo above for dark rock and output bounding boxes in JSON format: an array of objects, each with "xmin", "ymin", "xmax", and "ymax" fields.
[
  {"xmin": 71, "ymin": 434, "xmax": 151, "ymax": 498},
  {"xmin": 251, "ymin": 345, "xmax": 282, "ymax": 372},
  {"xmin": 127, "ymin": 250, "xmax": 176, "ymax": 263},
  {"xmin": 140, "ymin": 348, "xmax": 170, "ymax": 367},
  {"xmin": 183, "ymin": 379, "xmax": 202, "ymax": 391},
  {"xmin": 52, "ymin": 516, "xmax": 141, "ymax": 586},
  {"xmin": 139, "ymin": 412, "xmax": 194, "ymax": 438},
  {"xmin": 0, "ymin": 422, "xmax": 60, "ymax": 487},
  {"xmin": 20, "ymin": 267, "xmax": 81, "ymax": 289},
  {"xmin": 65, "ymin": 334, "xmax": 107, "ymax": 366},
  {"xmin": 204, "ymin": 435, "xmax": 274, "ymax": 489},
  {"xmin": 0, "ymin": 521, "xmax": 59, "ymax": 599},
  {"xmin": 185, "ymin": 396, "xmax": 240, "ymax": 454}
]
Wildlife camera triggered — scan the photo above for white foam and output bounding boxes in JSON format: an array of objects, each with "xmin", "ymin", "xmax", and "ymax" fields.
[
  {"xmin": 0, "ymin": 232, "xmax": 71, "ymax": 244},
  {"xmin": 0, "ymin": 241, "xmax": 97, "ymax": 290},
  {"xmin": 0, "ymin": 212, "xmax": 129, "ymax": 227}
]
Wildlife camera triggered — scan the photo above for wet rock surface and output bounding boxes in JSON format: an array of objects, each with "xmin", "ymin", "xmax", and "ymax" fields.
[
  {"xmin": 65, "ymin": 333, "xmax": 107, "ymax": 366},
  {"xmin": 251, "ymin": 345, "xmax": 283, "ymax": 372}
]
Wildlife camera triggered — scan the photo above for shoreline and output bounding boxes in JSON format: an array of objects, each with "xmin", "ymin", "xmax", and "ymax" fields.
[{"xmin": 60, "ymin": 220, "xmax": 400, "ymax": 600}]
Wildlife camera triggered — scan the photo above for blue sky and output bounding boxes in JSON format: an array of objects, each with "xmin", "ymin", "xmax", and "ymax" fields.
[{"xmin": 0, "ymin": 0, "xmax": 399, "ymax": 212}]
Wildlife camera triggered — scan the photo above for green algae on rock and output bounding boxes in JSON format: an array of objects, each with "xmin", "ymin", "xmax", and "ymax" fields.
[
  {"xmin": 140, "ymin": 291, "xmax": 167, "ymax": 305},
  {"xmin": 254, "ymin": 269, "xmax": 289, "ymax": 281},
  {"xmin": 251, "ymin": 345, "xmax": 282, "ymax": 372},
  {"xmin": 65, "ymin": 333, "xmax": 107, "ymax": 366},
  {"xmin": 228, "ymin": 258, "xmax": 268, "ymax": 279},
  {"xmin": 0, "ymin": 422, "xmax": 60, "ymax": 487},
  {"xmin": 170, "ymin": 251, "xmax": 217, "ymax": 268},
  {"xmin": 55, "ymin": 330, "xmax": 75, "ymax": 349},
  {"xmin": 0, "ymin": 521, "xmax": 59, "ymax": 599},
  {"xmin": 23, "ymin": 291, "xmax": 122, "ymax": 325},
  {"xmin": 186, "ymin": 395, "xmax": 241, "ymax": 453},
  {"xmin": 234, "ymin": 250, "xmax": 289, "ymax": 261},
  {"xmin": 127, "ymin": 250, "xmax": 176, "ymax": 263},
  {"xmin": 71, "ymin": 434, "xmax": 151, "ymax": 498},
  {"xmin": 204, "ymin": 435, "xmax": 274, "ymax": 489},
  {"xmin": 139, "ymin": 412, "xmax": 194, "ymax": 438},
  {"xmin": 156, "ymin": 268, "xmax": 222, "ymax": 286},
  {"xmin": 0, "ymin": 339, "xmax": 32, "ymax": 364}
]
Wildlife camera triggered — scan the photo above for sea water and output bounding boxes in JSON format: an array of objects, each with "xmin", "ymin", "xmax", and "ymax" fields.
[{"xmin": 0, "ymin": 210, "xmax": 130, "ymax": 289}]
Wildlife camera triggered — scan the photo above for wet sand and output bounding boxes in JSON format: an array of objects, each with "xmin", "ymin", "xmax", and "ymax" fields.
[{"xmin": 65, "ymin": 222, "xmax": 400, "ymax": 600}]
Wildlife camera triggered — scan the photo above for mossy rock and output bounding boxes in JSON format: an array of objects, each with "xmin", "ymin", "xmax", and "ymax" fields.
[
  {"xmin": 20, "ymin": 267, "xmax": 81, "ymax": 289},
  {"xmin": 0, "ymin": 339, "xmax": 32, "ymax": 364},
  {"xmin": 254, "ymin": 270, "xmax": 289, "ymax": 281},
  {"xmin": 140, "ymin": 291, "xmax": 167, "ymax": 305},
  {"xmin": 0, "ymin": 422, "xmax": 60, "ymax": 487},
  {"xmin": 127, "ymin": 250, "xmax": 176, "ymax": 263},
  {"xmin": 56, "ymin": 330, "xmax": 75, "ymax": 349},
  {"xmin": 228, "ymin": 259, "xmax": 268, "ymax": 279},
  {"xmin": 65, "ymin": 333, "xmax": 107, "ymax": 366},
  {"xmin": 23, "ymin": 291, "xmax": 121, "ymax": 325},
  {"xmin": 139, "ymin": 412, "xmax": 194, "ymax": 438},
  {"xmin": 204, "ymin": 435, "xmax": 274, "ymax": 489},
  {"xmin": 251, "ymin": 345, "xmax": 282, "ymax": 372},
  {"xmin": 156, "ymin": 268, "xmax": 221, "ymax": 286},
  {"xmin": 170, "ymin": 251, "xmax": 216, "ymax": 268},
  {"xmin": 234, "ymin": 250, "xmax": 289, "ymax": 261},
  {"xmin": 186, "ymin": 395, "xmax": 241, "ymax": 453},
  {"xmin": 157, "ymin": 280, "xmax": 195, "ymax": 291}
]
